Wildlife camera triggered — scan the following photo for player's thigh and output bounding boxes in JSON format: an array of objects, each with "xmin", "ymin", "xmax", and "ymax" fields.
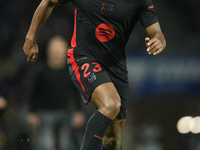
[{"xmin": 90, "ymin": 82, "xmax": 121, "ymax": 110}]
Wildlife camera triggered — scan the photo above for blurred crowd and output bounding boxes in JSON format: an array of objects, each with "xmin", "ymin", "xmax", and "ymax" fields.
[
  {"xmin": 167, "ymin": 0, "xmax": 200, "ymax": 33},
  {"xmin": 0, "ymin": 0, "xmax": 200, "ymax": 149},
  {"xmin": 0, "ymin": 34, "xmax": 89, "ymax": 150}
]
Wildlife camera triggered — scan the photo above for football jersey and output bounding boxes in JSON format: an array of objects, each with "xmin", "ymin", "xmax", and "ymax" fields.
[{"xmin": 58, "ymin": 0, "xmax": 158, "ymax": 83}]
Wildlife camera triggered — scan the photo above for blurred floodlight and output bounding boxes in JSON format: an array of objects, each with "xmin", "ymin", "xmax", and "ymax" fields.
[
  {"xmin": 177, "ymin": 116, "xmax": 193, "ymax": 134},
  {"xmin": 190, "ymin": 117, "xmax": 200, "ymax": 134}
]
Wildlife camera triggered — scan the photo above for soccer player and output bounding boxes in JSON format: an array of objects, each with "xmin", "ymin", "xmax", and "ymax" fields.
[{"xmin": 23, "ymin": 0, "xmax": 166, "ymax": 150}]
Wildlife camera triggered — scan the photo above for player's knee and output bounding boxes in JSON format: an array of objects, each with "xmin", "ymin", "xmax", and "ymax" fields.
[{"xmin": 104, "ymin": 97, "xmax": 121, "ymax": 117}]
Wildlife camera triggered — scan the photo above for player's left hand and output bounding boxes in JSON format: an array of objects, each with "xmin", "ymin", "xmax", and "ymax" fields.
[{"xmin": 145, "ymin": 37, "xmax": 164, "ymax": 55}]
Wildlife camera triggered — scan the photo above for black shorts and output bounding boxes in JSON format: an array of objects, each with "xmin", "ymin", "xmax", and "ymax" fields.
[{"xmin": 67, "ymin": 49, "xmax": 128, "ymax": 119}]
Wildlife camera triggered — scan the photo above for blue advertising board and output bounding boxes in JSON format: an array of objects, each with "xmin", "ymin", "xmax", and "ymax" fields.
[{"xmin": 127, "ymin": 55, "xmax": 200, "ymax": 96}]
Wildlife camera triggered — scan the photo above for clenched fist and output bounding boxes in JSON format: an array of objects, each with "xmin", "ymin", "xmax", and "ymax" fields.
[{"xmin": 23, "ymin": 38, "xmax": 39, "ymax": 62}]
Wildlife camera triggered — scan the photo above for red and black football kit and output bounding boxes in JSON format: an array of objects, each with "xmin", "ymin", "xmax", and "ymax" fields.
[{"xmin": 58, "ymin": 0, "xmax": 158, "ymax": 119}]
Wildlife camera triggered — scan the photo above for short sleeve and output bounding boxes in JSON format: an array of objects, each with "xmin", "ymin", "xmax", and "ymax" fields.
[
  {"xmin": 58, "ymin": 0, "xmax": 71, "ymax": 4},
  {"xmin": 139, "ymin": 0, "xmax": 158, "ymax": 28}
]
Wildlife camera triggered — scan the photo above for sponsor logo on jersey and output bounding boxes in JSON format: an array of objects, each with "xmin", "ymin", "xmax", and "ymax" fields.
[
  {"xmin": 101, "ymin": 3, "xmax": 113, "ymax": 15},
  {"xmin": 95, "ymin": 23, "xmax": 115, "ymax": 42},
  {"xmin": 87, "ymin": 73, "xmax": 96, "ymax": 83}
]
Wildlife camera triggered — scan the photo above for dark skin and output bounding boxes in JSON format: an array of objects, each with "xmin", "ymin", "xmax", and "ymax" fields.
[
  {"xmin": 23, "ymin": 0, "xmax": 60, "ymax": 62},
  {"xmin": 23, "ymin": 0, "xmax": 166, "ymax": 149},
  {"xmin": 145, "ymin": 22, "xmax": 166, "ymax": 55}
]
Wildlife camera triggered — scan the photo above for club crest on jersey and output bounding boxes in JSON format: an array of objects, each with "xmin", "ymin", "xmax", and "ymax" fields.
[
  {"xmin": 87, "ymin": 73, "xmax": 96, "ymax": 83},
  {"xmin": 101, "ymin": 3, "xmax": 113, "ymax": 15}
]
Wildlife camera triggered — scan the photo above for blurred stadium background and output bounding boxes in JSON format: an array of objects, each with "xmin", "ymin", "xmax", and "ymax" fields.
[{"xmin": 0, "ymin": 0, "xmax": 200, "ymax": 150}]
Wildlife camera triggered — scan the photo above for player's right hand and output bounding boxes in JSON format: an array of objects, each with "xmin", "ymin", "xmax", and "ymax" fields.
[{"xmin": 23, "ymin": 39, "xmax": 39, "ymax": 62}]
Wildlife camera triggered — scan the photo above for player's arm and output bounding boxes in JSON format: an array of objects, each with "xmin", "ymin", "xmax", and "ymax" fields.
[
  {"xmin": 23, "ymin": 0, "xmax": 61, "ymax": 62},
  {"xmin": 145, "ymin": 22, "xmax": 166, "ymax": 55}
]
